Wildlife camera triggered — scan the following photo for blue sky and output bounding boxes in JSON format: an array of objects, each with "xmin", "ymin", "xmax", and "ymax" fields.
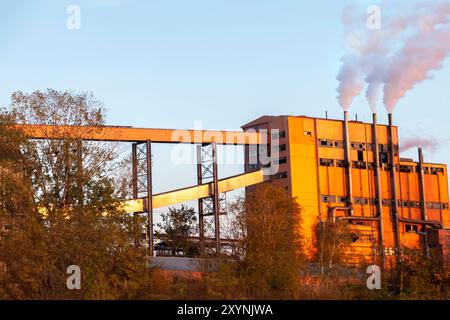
[{"xmin": 1, "ymin": 0, "xmax": 450, "ymax": 200}]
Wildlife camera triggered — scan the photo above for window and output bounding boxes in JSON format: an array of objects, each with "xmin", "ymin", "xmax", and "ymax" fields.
[
  {"xmin": 430, "ymin": 167, "xmax": 444, "ymax": 175},
  {"xmin": 351, "ymin": 142, "xmax": 366, "ymax": 151},
  {"xmin": 352, "ymin": 161, "xmax": 367, "ymax": 169},
  {"xmin": 321, "ymin": 195, "xmax": 336, "ymax": 203},
  {"xmin": 338, "ymin": 196, "xmax": 347, "ymax": 204},
  {"xmin": 400, "ymin": 165, "xmax": 413, "ymax": 173},
  {"xmin": 405, "ymin": 224, "xmax": 419, "ymax": 233},
  {"xmin": 278, "ymin": 144, "xmax": 287, "ymax": 152},
  {"xmin": 355, "ymin": 197, "xmax": 369, "ymax": 205},
  {"xmin": 303, "ymin": 131, "xmax": 312, "ymax": 137},
  {"xmin": 320, "ymin": 158, "xmax": 334, "ymax": 167},
  {"xmin": 380, "ymin": 152, "xmax": 388, "ymax": 164},
  {"xmin": 336, "ymin": 160, "xmax": 347, "ymax": 168},
  {"xmin": 357, "ymin": 150, "xmax": 364, "ymax": 162}
]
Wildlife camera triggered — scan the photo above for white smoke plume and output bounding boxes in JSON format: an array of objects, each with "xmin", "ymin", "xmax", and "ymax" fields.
[
  {"xmin": 336, "ymin": 0, "xmax": 450, "ymax": 113},
  {"xmin": 400, "ymin": 135, "xmax": 441, "ymax": 153}
]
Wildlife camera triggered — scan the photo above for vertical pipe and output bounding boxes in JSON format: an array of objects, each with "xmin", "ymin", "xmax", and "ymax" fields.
[
  {"xmin": 197, "ymin": 145, "xmax": 205, "ymax": 255},
  {"xmin": 388, "ymin": 113, "xmax": 401, "ymax": 266},
  {"xmin": 146, "ymin": 140, "xmax": 154, "ymax": 257},
  {"xmin": 372, "ymin": 114, "xmax": 385, "ymax": 268},
  {"xmin": 212, "ymin": 141, "xmax": 220, "ymax": 255},
  {"xmin": 418, "ymin": 148, "xmax": 430, "ymax": 257},
  {"xmin": 343, "ymin": 111, "xmax": 354, "ymax": 215},
  {"xmin": 132, "ymin": 143, "xmax": 139, "ymax": 247}
]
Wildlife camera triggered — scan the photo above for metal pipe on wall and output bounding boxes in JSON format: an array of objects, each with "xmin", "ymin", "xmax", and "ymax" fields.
[
  {"xmin": 388, "ymin": 113, "xmax": 401, "ymax": 266},
  {"xmin": 372, "ymin": 113, "xmax": 385, "ymax": 267},
  {"xmin": 343, "ymin": 111, "xmax": 354, "ymax": 215},
  {"xmin": 418, "ymin": 147, "xmax": 430, "ymax": 257}
]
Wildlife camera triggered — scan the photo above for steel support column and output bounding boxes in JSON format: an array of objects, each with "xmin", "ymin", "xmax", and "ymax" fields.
[
  {"xmin": 132, "ymin": 143, "xmax": 139, "ymax": 246},
  {"xmin": 197, "ymin": 145, "xmax": 205, "ymax": 255},
  {"xmin": 197, "ymin": 142, "xmax": 225, "ymax": 255},
  {"xmin": 146, "ymin": 140, "xmax": 154, "ymax": 257},
  {"xmin": 212, "ymin": 141, "xmax": 220, "ymax": 255}
]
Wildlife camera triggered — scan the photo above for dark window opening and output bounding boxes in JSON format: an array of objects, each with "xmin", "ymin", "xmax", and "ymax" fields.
[
  {"xmin": 320, "ymin": 158, "xmax": 334, "ymax": 167},
  {"xmin": 405, "ymin": 224, "xmax": 419, "ymax": 233},
  {"xmin": 352, "ymin": 161, "xmax": 367, "ymax": 169},
  {"xmin": 357, "ymin": 150, "xmax": 364, "ymax": 162},
  {"xmin": 278, "ymin": 144, "xmax": 287, "ymax": 152},
  {"xmin": 335, "ymin": 160, "xmax": 347, "ymax": 168}
]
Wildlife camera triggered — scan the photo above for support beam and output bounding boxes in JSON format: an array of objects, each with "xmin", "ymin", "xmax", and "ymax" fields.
[
  {"xmin": 132, "ymin": 143, "xmax": 139, "ymax": 247},
  {"xmin": 212, "ymin": 141, "xmax": 221, "ymax": 255},
  {"xmin": 146, "ymin": 140, "xmax": 154, "ymax": 257},
  {"xmin": 197, "ymin": 145, "xmax": 205, "ymax": 255}
]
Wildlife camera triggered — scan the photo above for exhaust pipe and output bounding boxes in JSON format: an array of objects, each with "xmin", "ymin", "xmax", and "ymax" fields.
[
  {"xmin": 418, "ymin": 147, "xmax": 430, "ymax": 257},
  {"xmin": 372, "ymin": 113, "xmax": 385, "ymax": 267},
  {"xmin": 343, "ymin": 111, "xmax": 354, "ymax": 215},
  {"xmin": 388, "ymin": 113, "xmax": 401, "ymax": 265},
  {"xmin": 344, "ymin": 111, "xmax": 353, "ymax": 216}
]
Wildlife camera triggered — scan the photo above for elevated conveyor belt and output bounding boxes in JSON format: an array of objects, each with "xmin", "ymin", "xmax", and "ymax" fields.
[
  {"xmin": 38, "ymin": 170, "xmax": 267, "ymax": 217},
  {"xmin": 14, "ymin": 124, "xmax": 263, "ymax": 145},
  {"xmin": 119, "ymin": 169, "xmax": 267, "ymax": 213}
]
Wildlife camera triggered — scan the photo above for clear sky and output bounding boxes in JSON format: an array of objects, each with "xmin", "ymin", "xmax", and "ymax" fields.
[{"xmin": 1, "ymin": 0, "xmax": 450, "ymax": 202}]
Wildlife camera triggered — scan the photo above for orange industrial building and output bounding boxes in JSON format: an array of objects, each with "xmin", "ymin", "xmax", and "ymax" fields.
[
  {"xmin": 17, "ymin": 112, "xmax": 450, "ymax": 268},
  {"xmin": 243, "ymin": 113, "xmax": 450, "ymax": 267}
]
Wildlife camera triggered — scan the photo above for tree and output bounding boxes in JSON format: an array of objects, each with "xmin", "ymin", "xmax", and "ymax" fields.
[
  {"xmin": 157, "ymin": 205, "xmax": 198, "ymax": 256},
  {"xmin": 230, "ymin": 183, "xmax": 306, "ymax": 299},
  {"xmin": 315, "ymin": 220, "xmax": 358, "ymax": 275},
  {"xmin": 0, "ymin": 90, "xmax": 156, "ymax": 299}
]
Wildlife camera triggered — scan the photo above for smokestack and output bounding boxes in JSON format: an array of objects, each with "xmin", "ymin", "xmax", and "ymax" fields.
[
  {"xmin": 344, "ymin": 111, "xmax": 353, "ymax": 215},
  {"xmin": 372, "ymin": 113, "xmax": 385, "ymax": 267},
  {"xmin": 418, "ymin": 147, "xmax": 430, "ymax": 257},
  {"xmin": 388, "ymin": 113, "xmax": 401, "ymax": 265}
]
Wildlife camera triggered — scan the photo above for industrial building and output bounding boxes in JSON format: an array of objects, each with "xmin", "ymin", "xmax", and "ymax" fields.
[
  {"xmin": 242, "ymin": 113, "xmax": 450, "ymax": 267},
  {"xmin": 15, "ymin": 112, "xmax": 450, "ymax": 268}
]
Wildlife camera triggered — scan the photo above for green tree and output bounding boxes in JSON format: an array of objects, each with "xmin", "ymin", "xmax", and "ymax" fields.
[
  {"xmin": 157, "ymin": 205, "xmax": 198, "ymax": 256},
  {"xmin": 0, "ymin": 90, "xmax": 156, "ymax": 299},
  {"xmin": 232, "ymin": 183, "xmax": 306, "ymax": 299}
]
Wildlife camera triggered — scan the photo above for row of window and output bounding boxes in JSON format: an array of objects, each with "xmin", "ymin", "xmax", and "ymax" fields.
[
  {"xmin": 318, "ymin": 139, "xmax": 398, "ymax": 153},
  {"xmin": 319, "ymin": 158, "xmax": 444, "ymax": 175},
  {"xmin": 321, "ymin": 194, "xmax": 449, "ymax": 210}
]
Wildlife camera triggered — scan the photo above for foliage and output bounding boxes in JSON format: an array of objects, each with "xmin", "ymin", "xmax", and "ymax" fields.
[
  {"xmin": 157, "ymin": 205, "xmax": 198, "ymax": 256},
  {"xmin": 0, "ymin": 90, "xmax": 155, "ymax": 299}
]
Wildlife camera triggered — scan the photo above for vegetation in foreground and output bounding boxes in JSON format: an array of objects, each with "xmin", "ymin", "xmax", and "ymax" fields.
[{"xmin": 0, "ymin": 89, "xmax": 449, "ymax": 300}]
